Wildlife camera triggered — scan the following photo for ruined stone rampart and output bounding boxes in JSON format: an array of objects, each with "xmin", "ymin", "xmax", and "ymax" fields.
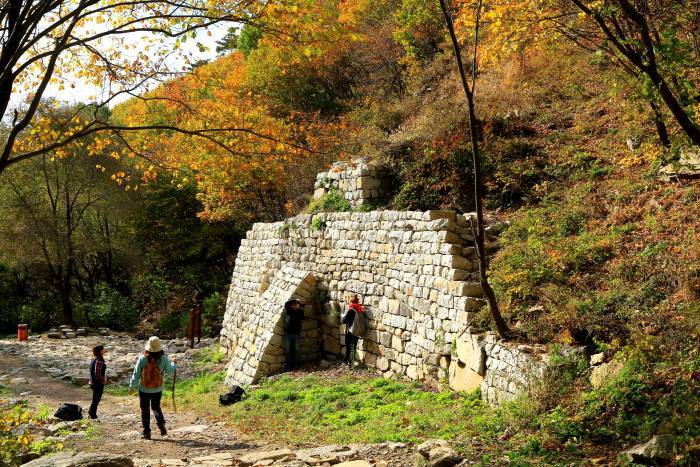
[
  {"xmin": 313, "ymin": 159, "xmax": 390, "ymax": 207},
  {"xmin": 221, "ymin": 209, "xmax": 554, "ymax": 405},
  {"xmin": 221, "ymin": 210, "xmax": 485, "ymax": 386}
]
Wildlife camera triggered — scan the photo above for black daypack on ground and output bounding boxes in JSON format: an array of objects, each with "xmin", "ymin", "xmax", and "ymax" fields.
[
  {"xmin": 54, "ymin": 403, "xmax": 83, "ymax": 421},
  {"xmin": 219, "ymin": 386, "xmax": 246, "ymax": 406}
]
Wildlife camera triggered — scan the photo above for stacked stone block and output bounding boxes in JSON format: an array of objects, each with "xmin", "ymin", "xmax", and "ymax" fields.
[
  {"xmin": 221, "ymin": 210, "xmax": 485, "ymax": 386},
  {"xmin": 313, "ymin": 159, "xmax": 390, "ymax": 207}
]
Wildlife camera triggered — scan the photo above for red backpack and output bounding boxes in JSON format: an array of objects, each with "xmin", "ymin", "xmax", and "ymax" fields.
[{"xmin": 141, "ymin": 354, "xmax": 163, "ymax": 388}]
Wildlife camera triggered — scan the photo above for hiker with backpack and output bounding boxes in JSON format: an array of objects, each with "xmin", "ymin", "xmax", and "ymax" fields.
[
  {"xmin": 88, "ymin": 345, "xmax": 107, "ymax": 419},
  {"xmin": 341, "ymin": 295, "xmax": 367, "ymax": 366},
  {"xmin": 128, "ymin": 336, "xmax": 177, "ymax": 440}
]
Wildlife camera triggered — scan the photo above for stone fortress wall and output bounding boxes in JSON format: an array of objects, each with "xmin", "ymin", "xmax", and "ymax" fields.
[
  {"xmin": 313, "ymin": 159, "xmax": 391, "ymax": 207},
  {"xmin": 220, "ymin": 209, "xmax": 549, "ymax": 405}
]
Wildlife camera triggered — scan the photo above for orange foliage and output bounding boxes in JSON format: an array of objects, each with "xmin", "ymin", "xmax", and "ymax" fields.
[{"xmin": 113, "ymin": 51, "xmax": 344, "ymax": 222}]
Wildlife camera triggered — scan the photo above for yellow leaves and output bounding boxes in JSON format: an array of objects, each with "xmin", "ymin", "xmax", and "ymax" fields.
[{"xmin": 618, "ymin": 142, "xmax": 663, "ymax": 168}]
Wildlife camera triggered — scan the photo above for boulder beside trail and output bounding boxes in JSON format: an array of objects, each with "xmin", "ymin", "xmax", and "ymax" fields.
[
  {"xmin": 22, "ymin": 451, "xmax": 134, "ymax": 467},
  {"xmin": 417, "ymin": 439, "xmax": 463, "ymax": 467}
]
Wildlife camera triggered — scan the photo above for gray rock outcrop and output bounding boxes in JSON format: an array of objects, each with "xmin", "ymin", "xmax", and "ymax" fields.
[{"xmin": 22, "ymin": 452, "xmax": 134, "ymax": 467}]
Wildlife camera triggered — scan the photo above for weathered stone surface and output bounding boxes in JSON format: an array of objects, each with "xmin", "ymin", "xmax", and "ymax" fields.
[
  {"xmin": 454, "ymin": 331, "xmax": 486, "ymax": 375},
  {"xmin": 659, "ymin": 149, "xmax": 700, "ymax": 182},
  {"xmin": 313, "ymin": 159, "xmax": 390, "ymax": 207},
  {"xmin": 334, "ymin": 461, "xmax": 372, "ymax": 467},
  {"xmin": 237, "ymin": 448, "xmax": 294, "ymax": 465},
  {"xmin": 168, "ymin": 424, "xmax": 209, "ymax": 435},
  {"xmin": 23, "ymin": 452, "xmax": 134, "ymax": 467},
  {"xmin": 590, "ymin": 360, "xmax": 624, "ymax": 388},
  {"xmin": 590, "ymin": 352, "xmax": 606, "ymax": 366},
  {"xmin": 448, "ymin": 360, "xmax": 483, "ymax": 392},
  {"xmin": 417, "ymin": 440, "xmax": 462, "ymax": 467},
  {"xmin": 190, "ymin": 452, "xmax": 235, "ymax": 465},
  {"xmin": 479, "ymin": 337, "xmax": 548, "ymax": 406},
  {"xmin": 71, "ymin": 376, "xmax": 89, "ymax": 386},
  {"xmin": 623, "ymin": 435, "xmax": 674, "ymax": 464},
  {"xmin": 295, "ymin": 445, "xmax": 357, "ymax": 463},
  {"xmin": 224, "ymin": 267, "xmax": 317, "ymax": 386}
]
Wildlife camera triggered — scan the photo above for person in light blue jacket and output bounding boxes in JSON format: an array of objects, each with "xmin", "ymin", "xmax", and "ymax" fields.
[{"xmin": 128, "ymin": 336, "xmax": 177, "ymax": 439}]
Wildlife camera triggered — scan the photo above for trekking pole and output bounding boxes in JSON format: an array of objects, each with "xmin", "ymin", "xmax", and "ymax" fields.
[{"xmin": 172, "ymin": 365, "xmax": 177, "ymax": 413}]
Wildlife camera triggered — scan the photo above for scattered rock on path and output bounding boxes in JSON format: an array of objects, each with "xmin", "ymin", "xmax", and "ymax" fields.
[
  {"xmin": 168, "ymin": 424, "xmax": 209, "ymax": 435},
  {"xmin": 417, "ymin": 439, "xmax": 463, "ymax": 467},
  {"xmin": 295, "ymin": 444, "xmax": 357, "ymax": 464},
  {"xmin": 238, "ymin": 448, "xmax": 294, "ymax": 465},
  {"xmin": 71, "ymin": 376, "xmax": 89, "ymax": 386},
  {"xmin": 190, "ymin": 452, "xmax": 236, "ymax": 465},
  {"xmin": 22, "ymin": 451, "xmax": 134, "ymax": 467}
]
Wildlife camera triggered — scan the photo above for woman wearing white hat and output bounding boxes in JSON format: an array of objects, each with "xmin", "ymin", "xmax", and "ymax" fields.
[{"xmin": 128, "ymin": 336, "xmax": 177, "ymax": 439}]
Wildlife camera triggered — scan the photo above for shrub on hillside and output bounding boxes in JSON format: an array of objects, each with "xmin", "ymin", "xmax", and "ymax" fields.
[
  {"xmin": 383, "ymin": 142, "xmax": 473, "ymax": 211},
  {"xmin": 483, "ymin": 138, "xmax": 547, "ymax": 207}
]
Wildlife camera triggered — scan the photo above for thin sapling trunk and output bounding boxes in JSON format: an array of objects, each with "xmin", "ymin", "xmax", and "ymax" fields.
[{"xmin": 439, "ymin": 0, "xmax": 511, "ymax": 338}]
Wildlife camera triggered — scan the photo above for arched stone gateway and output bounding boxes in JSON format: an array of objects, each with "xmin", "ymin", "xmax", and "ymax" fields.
[{"xmin": 224, "ymin": 266, "xmax": 318, "ymax": 386}]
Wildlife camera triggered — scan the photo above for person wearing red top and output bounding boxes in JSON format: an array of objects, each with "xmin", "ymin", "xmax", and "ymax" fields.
[{"xmin": 341, "ymin": 295, "xmax": 364, "ymax": 366}]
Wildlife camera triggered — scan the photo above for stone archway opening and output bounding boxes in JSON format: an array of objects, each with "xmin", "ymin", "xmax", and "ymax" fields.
[{"xmin": 225, "ymin": 266, "xmax": 326, "ymax": 386}]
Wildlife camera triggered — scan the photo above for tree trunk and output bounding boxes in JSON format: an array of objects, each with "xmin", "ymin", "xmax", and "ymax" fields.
[
  {"xmin": 439, "ymin": 0, "xmax": 511, "ymax": 338},
  {"xmin": 649, "ymin": 99, "xmax": 670, "ymax": 147},
  {"xmin": 60, "ymin": 282, "xmax": 74, "ymax": 326},
  {"xmin": 651, "ymin": 71, "xmax": 700, "ymax": 146}
]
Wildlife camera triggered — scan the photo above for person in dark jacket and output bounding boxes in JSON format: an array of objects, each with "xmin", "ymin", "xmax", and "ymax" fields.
[
  {"xmin": 341, "ymin": 295, "xmax": 364, "ymax": 366},
  {"xmin": 283, "ymin": 299, "xmax": 304, "ymax": 371},
  {"xmin": 88, "ymin": 345, "xmax": 107, "ymax": 419}
]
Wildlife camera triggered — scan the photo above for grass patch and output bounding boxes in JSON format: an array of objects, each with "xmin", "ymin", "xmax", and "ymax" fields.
[
  {"xmin": 193, "ymin": 344, "xmax": 226, "ymax": 371},
  {"xmin": 307, "ymin": 189, "xmax": 351, "ymax": 214},
  {"xmin": 225, "ymin": 374, "xmax": 497, "ymax": 445},
  {"xmin": 104, "ymin": 385, "xmax": 129, "ymax": 397}
]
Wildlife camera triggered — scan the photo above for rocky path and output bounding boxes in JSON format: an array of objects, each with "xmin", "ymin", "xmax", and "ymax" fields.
[
  {"xmin": 1, "ymin": 334, "xmax": 220, "ymax": 386},
  {"xmin": 0, "ymin": 338, "xmax": 417, "ymax": 466}
]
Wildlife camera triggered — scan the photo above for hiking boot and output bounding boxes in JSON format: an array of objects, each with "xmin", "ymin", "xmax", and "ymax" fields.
[
  {"xmin": 142, "ymin": 431, "xmax": 151, "ymax": 440},
  {"xmin": 159, "ymin": 426, "xmax": 167, "ymax": 436}
]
